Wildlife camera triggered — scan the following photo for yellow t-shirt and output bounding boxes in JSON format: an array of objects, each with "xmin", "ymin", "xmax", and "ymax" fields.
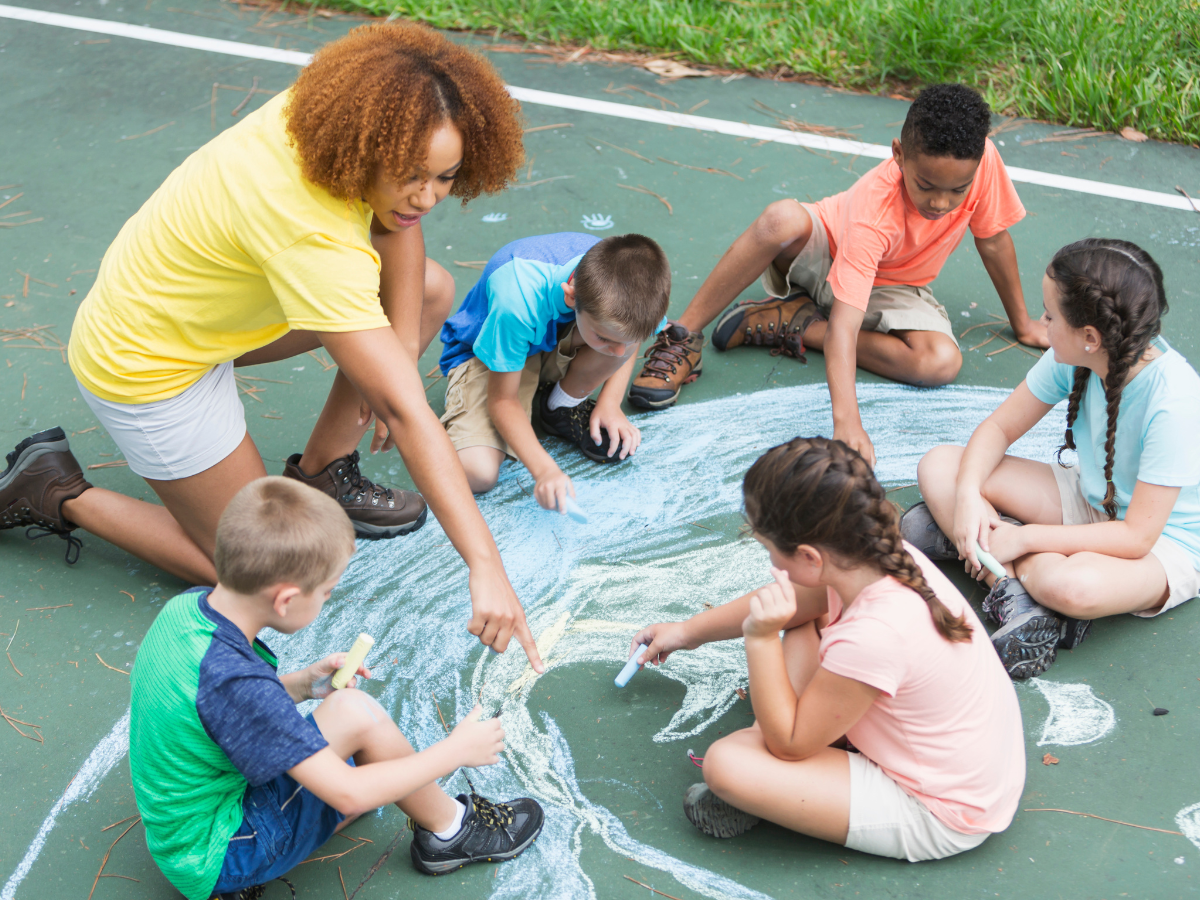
[{"xmin": 69, "ymin": 90, "xmax": 392, "ymax": 404}]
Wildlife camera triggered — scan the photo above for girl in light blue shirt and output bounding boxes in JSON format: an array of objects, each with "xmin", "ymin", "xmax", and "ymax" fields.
[{"xmin": 903, "ymin": 238, "xmax": 1200, "ymax": 679}]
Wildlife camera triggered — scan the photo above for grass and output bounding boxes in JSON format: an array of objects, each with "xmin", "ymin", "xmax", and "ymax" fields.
[{"xmin": 326, "ymin": 0, "xmax": 1200, "ymax": 146}]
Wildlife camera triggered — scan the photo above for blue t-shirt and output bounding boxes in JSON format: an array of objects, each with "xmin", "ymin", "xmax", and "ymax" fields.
[
  {"xmin": 439, "ymin": 233, "xmax": 600, "ymax": 374},
  {"xmin": 1025, "ymin": 336, "xmax": 1200, "ymax": 568}
]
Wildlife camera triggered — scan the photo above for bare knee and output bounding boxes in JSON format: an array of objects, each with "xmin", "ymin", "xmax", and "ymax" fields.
[
  {"xmin": 917, "ymin": 444, "xmax": 964, "ymax": 496},
  {"xmin": 316, "ymin": 688, "xmax": 394, "ymax": 747},
  {"xmin": 909, "ymin": 339, "xmax": 962, "ymax": 386},
  {"xmin": 753, "ymin": 199, "xmax": 810, "ymax": 247},
  {"xmin": 457, "ymin": 448, "xmax": 501, "ymax": 494},
  {"xmin": 702, "ymin": 730, "xmax": 757, "ymax": 799},
  {"xmin": 1027, "ymin": 561, "xmax": 1104, "ymax": 619},
  {"xmin": 425, "ymin": 260, "xmax": 455, "ymax": 325}
]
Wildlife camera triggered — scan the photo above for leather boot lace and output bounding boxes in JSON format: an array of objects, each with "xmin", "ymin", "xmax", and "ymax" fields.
[
  {"xmin": 335, "ymin": 452, "xmax": 398, "ymax": 508},
  {"xmin": 640, "ymin": 330, "xmax": 694, "ymax": 382},
  {"xmin": 26, "ymin": 524, "xmax": 82, "ymax": 565}
]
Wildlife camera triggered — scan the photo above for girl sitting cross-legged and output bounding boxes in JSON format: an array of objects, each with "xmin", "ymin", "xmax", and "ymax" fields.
[
  {"xmin": 904, "ymin": 238, "xmax": 1200, "ymax": 679},
  {"xmin": 630, "ymin": 437, "xmax": 1025, "ymax": 862}
]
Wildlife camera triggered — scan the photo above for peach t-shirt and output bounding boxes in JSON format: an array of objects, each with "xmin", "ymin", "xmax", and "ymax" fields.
[
  {"xmin": 819, "ymin": 545, "xmax": 1025, "ymax": 834},
  {"xmin": 812, "ymin": 139, "xmax": 1024, "ymax": 311}
]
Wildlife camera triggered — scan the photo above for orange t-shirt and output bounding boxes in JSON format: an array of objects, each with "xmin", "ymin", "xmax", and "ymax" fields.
[
  {"xmin": 812, "ymin": 139, "xmax": 1024, "ymax": 311},
  {"xmin": 819, "ymin": 545, "xmax": 1026, "ymax": 834}
]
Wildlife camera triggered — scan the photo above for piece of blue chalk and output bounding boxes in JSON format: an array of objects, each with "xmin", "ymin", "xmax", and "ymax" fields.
[
  {"xmin": 562, "ymin": 495, "xmax": 588, "ymax": 524},
  {"xmin": 973, "ymin": 542, "xmax": 1007, "ymax": 579},
  {"xmin": 615, "ymin": 644, "xmax": 647, "ymax": 688}
]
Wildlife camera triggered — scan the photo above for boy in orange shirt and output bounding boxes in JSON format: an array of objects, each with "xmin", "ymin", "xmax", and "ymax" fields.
[{"xmin": 628, "ymin": 84, "xmax": 1047, "ymax": 468}]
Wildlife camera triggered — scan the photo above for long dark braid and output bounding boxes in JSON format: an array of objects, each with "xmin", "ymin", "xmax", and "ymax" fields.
[
  {"xmin": 744, "ymin": 437, "xmax": 972, "ymax": 643},
  {"xmin": 1047, "ymin": 239, "xmax": 1167, "ymax": 519}
]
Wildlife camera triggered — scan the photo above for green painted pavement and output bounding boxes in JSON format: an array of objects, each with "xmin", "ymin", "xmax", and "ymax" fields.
[{"xmin": 1, "ymin": 2, "xmax": 1199, "ymax": 898}]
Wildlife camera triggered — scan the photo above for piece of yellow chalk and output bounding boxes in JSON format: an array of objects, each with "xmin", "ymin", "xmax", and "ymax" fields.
[{"xmin": 331, "ymin": 633, "xmax": 374, "ymax": 690}]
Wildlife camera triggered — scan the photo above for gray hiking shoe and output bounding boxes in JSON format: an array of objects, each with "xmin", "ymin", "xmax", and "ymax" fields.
[
  {"xmin": 985, "ymin": 577, "xmax": 1064, "ymax": 679},
  {"xmin": 683, "ymin": 783, "xmax": 760, "ymax": 839},
  {"xmin": 898, "ymin": 501, "xmax": 957, "ymax": 561}
]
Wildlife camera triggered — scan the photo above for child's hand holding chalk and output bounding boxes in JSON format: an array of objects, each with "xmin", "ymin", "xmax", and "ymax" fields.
[
  {"xmin": 305, "ymin": 633, "xmax": 374, "ymax": 699},
  {"xmin": 972, "ymin": 542, "xmax": 1007, "ymax": 580},
  {"xmin": 307, "ymin": 635, "xmax": 373, "ymax": 700},
  {"xmin": 615, "ymin": 644, "xmax": 648, "ymax": 688}
]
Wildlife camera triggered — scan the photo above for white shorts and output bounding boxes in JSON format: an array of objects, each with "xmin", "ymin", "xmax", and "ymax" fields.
[
  {"xmin": 1052, "ymin": 463, "xmax": 1200, "ymax": 617},
  {"xmin": 844, "ymin": 752, "xmax": 989, "ymax": 862},
  {"xmin": 76, "ymin": 362, "xmax": 247, "ymax": 481}
]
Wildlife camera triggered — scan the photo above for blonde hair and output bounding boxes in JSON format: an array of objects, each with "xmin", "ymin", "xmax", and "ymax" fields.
[{"xmin": 215, "ymin": 477, "xmax": 355, "ymax": 595}]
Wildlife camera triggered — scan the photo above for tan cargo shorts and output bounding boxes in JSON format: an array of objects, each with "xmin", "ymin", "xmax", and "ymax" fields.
[
  {"xmin": 760, "ymin": 203, "xmax": 957, "ymax": 343},
  {"xmin": 439, "ymin": 325, "xmax": 577, "ymax": 458}
]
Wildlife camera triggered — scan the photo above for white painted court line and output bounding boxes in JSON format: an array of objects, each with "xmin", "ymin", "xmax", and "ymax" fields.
[{"xmin": 0, "ymin": 2, "xmax": 1194, "ymax": 214}]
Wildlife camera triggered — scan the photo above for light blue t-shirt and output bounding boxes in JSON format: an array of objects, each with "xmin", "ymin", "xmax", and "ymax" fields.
[
  {"xmin": 438, "ymin": 233, "xmax": 600, "ymax": 374},
  {"xmin": 1025, "ymin": 336, "xmax": 1200, "ymax": 568}
]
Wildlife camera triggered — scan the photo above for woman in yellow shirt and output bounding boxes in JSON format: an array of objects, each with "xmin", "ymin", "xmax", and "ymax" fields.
[{"xmin": 0, "ymin": 24, "xmax": 546, "ymax": 670}]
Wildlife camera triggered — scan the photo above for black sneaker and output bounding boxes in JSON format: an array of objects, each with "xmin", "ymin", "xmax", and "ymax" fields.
[
  {"xmin": 985, "ymin": 577, "xmax": 1064, "ymax": 679},
  {"xmin": 535, "ymin": 383, "xmax": 621, "ymax": 463},
  {"xmin": 898, "ymin": 501, "xmax": 957, "ymax": 561},
  {"xmin": 683, "ymin": 783, "xmax": 759, "ymax": 839},
  {"xmin": 216, "ymin": 876, "xmax": 294, "ymax": 899},
  {"xmin": 410, "ymin": 792, "xmax": 544, "ymax": 876}
]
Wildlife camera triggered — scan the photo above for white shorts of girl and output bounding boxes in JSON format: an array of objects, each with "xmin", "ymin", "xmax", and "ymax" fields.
[
  {"xmin": 845, "ymin": 752, "xmax": 989, "ymax": 862},
  {"xmin": 76, "ymin": 362, "xmax": 247, "ymax": 481},
  {"xmin": 1052, "ymin": 463, "xmax": 1200, "ymax": 617}
]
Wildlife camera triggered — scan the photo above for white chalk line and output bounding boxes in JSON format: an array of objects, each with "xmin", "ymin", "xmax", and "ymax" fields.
[
  {"xmin": 1028, "ymin": 679, "xmax": 1116, "ymax": 747},
  {"xmin": 0, "ymin": 3, "xmax": 1193, "ymax": 213},
  {"xmin": 2, "ymin": 709, "xmax": 130, "ymax": 900}
]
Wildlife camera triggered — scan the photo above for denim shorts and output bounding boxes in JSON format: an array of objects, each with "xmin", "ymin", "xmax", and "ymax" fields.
[{"xmin": 211, "ymin": 714, "xmax": 349, "ymax": 894}]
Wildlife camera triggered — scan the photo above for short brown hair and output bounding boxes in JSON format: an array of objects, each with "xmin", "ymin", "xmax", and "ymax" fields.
[
  {"xmin": 573, "ymin": 234, "xmax": 671, "ymax": 340},
  {"xmin": 215, "ymin": 477, "xmax": 355, "ymax": 595},
  {"xmin": 285, "ymin": 23, "xmax": 524, "ymax": 203}
]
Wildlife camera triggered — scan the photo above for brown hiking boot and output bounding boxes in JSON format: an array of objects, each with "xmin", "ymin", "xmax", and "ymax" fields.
[
  {"xmin": 711, "ymin": 292, "xmax": 824, "ymax": 361},
  {"xmin": 627, "ymin": 323, "xmax": 704, "ymax": 410},
  {"xmin": 283, "ymin": 451, "xmax": 427, "ymax": 540},
  {"xmin": 0, "ymin": 427, "xmax": 93, "ymax": 563}
]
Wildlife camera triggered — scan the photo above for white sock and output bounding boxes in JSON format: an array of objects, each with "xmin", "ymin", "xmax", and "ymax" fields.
[
  {"xmin": 547, "ymin": 382, "xmax": 586, "ymax": 411},
  {"xmin": 432, "ymin": 799, "xmax": 467, "ymax": 840}
]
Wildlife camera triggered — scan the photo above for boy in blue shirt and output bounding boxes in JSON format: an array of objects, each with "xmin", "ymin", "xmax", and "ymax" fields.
[
  {"xmin": 129, "ymin": 477, "xmax": 544, "ymax": 900},
  {"xmin": 439, "ymin": 232, "xmax": 670, "ymax": 513}
]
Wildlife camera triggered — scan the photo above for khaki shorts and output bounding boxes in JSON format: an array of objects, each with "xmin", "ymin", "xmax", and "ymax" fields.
[
  {"xmin": 439, "ymin": 326, "xmax": 577, "ymax": 458},
  {"xmin": 760, "ymin": 203, "xmax": 957, "ymax": 343},
  {"xmin": 1052, "ymin": 463, "xmax": 1200, "ymax": 617},
  {"xmin": 845, "ymin": 751, "xmax": 989, "ymax": 862}
]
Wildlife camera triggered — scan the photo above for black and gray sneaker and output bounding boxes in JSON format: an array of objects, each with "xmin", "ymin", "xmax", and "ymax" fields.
[
  {"xmin": 216, "ymin": 876, "xmax": 294, "ymax": 899},
  {"xmin": 985, "ymin": 577, "xmax": 1063, "ymax": 679},
  {"xmin": 1058, "ymin": 617, "xmax": 1092, "ymax": 651},
  {"xmin": 898, "ymin": 501, "xmax": 958, "ymax": 561},
  {"xmin": 410, "ymin": 792, "xmax": 544, "ymax": 876},
  {"xmin": 535, "ymin": 383, "xmax": 621, "ymax": 463},
  {"xmin": 682, "ymin": 783, "xmax": 760, "ymax": 839}
]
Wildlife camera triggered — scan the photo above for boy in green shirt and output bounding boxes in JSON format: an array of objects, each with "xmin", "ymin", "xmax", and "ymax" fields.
[{"xmin": 130, "ymin": 476, "xmax": 543, "ymax": 900}]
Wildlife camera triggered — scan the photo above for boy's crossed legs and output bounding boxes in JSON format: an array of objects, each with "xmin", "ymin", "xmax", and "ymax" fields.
[
  {"xmin": 631, "ymin": 200, "xmax": 961, "ymax": 409},
  {"xmin": 312, "ymin": 687, "xmax": 462, "ymax": 834}
]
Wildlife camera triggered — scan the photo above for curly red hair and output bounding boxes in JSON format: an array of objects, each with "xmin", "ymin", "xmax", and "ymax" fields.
[{"xmin": 285, "ymin": 23, "xmax": 524, "ymax": 202}]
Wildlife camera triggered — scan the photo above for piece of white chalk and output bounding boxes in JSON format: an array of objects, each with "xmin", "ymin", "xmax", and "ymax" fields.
[
  {"xmin": 973, "ymin": 542, "xmax": 1007, "ymax": 580},
  {"xmin": 615, "ymin": 644, "xmax": 647, "ymax": 688},
  {"xmin": 562, "ymin": 495, "xmax": 588, "ymax": 524},
  {"xmin": 331, "ymin": 633, "xmax": 374, "ymax": 690}
]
